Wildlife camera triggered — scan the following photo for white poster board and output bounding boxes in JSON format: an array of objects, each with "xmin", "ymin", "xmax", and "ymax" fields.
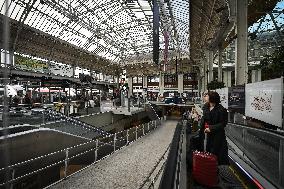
[
  {"xmin": 49, "ymin": 63, "xmax": 73, "ymax": 77},
  {"xmin": 216, "ymin": 87, "xmax": 229, "ymax": 109},
  {"xmin": 245, "ymin": 77, "xmax": 283, "ymax": 127}
]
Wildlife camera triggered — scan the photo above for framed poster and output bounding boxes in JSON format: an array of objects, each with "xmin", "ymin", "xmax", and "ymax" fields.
[
  {"xmin": 216, "ymin": 87, "xmax": 228, "ymax": 109},
  {"xmin": 245, "ymin": 77, "xmax": 283, "ymax": 128},
  {"xmin": 228, "ymin": 85, "xmax": 245, "ymax": 114}
]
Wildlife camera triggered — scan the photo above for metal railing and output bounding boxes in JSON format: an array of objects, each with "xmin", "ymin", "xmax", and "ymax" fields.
[
  {"xmin": 147, "ymin": 103, "xmax": 160, "ymax": 120},
  {"xmin": 0, "ymin": 118, "xmax": 164, "ymax": 188},
  {"xmin": 138, "ymin": 144, "xmax": 171, "ymax": 189},
  {"xmin": 159, "ymin": 121, "xmax": 187, "ymax": 189},
  {"xmin": 226, "ymin": 123, "xmax": 284, "ymax": 189}
]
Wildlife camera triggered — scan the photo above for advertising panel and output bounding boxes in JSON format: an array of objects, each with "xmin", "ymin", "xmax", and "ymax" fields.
[
  {"xmin": 245, "ymin": 77, "xmax": 283, "ymax": 127},
  {"xmin": 216, "ymin": 87, "xmax": 228, "ymax": 109},
  {"xmin": 228, "ymin": 85, "xmax": 245, "ymax": 114},
  {"xmin": 49, "ymin": 63, "xmax": 73, "ymax": 77},
  {"xmin": 15, "ymin": 55, "xmax": 48, "ymax": 73}
]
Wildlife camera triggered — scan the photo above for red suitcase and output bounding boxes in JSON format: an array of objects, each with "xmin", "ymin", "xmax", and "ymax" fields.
[{"xmin": 192, "ymin": 132, "xmax": 218, "ymax": 187}]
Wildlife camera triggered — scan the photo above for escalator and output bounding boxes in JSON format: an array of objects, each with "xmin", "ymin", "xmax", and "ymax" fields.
[{"xmin": 157, "ymin": 119, "xmax": 282, "ymax": 189}]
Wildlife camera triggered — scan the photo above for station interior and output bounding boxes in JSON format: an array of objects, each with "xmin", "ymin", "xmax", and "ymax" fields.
[{"xmin": 0, "ymin": 0, "xmax": 284, "ymax": 189}]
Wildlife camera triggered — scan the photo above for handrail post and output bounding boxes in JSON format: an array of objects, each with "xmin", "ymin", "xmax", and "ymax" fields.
[
  {"xmin": 95, "ymin": 139, "xmax": 98, "ymax": 162},
  {"xmin": 228, "ymin": 111, "xmax": 231, "ymax": 123},
  {"xmin": 126, "ymin": 130, "xmax": 129, "ymax": 144},
  {"xmin": 242, "ymin": 128, "xmax": 246, "ymax": 157},
  {"xmin": 64, "ymin": 148, "xmax": 69, "ymax": 178},
  {"xmin": 9, "ymin": 168, "xmax": 15, "ymax": 189},
  {"xmin": 154, "ymin": 120, "xmax": 157, "ymax": 128},
  {"xmin": 151, "ymin": 177, "xmax": 155, "ymax": 189},
  {"xmin": 179, "ymin": 126, "xmax": 187, "ymax": 189},
  {"xmin": 114, "ymin": 133, "xmax": 117, "ymax": 151},
  {"xmin": 42, "ymin": 111, "xmax": 45, "ymax": 125},
  {"xmin": 135, "ymin": 126, "xmax": 138, "ymax": 140},
  {"xmin": 142, "ymin": 124, "xmax": 145, "ymax": 136},
  {"xmin": 147, "ymin": 122, "xmax": 150, "ymax": 132}
]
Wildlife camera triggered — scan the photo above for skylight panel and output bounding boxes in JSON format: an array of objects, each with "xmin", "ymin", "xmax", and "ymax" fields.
[
  {"xmin": 2, "ymin": 0, "xmax": 190, "ymax": 63},
  {"xmin": 133, "ymin": 11, "xmax": 145, "ymax": 19},
  {"xmin": 78, "ymin": 27, "xmax": 92, "ymax": 38}
]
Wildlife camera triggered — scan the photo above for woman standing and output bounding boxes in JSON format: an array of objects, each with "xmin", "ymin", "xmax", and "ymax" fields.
[{"xmin": 199, "ymin": 91, "xmax": 229, "ymax": 165}]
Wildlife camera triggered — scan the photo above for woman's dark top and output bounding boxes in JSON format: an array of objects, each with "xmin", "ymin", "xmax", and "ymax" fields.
[{"xmin": 199, "ymin": 103, "xmax": 229, "ymax": 165}]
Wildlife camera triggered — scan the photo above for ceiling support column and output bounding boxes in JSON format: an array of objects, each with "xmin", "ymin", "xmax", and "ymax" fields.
[
  {"xmin": 116, "ymin": 75, "xmax": 120, "ymax": 89},
  {"xmin": 128, "ymin": 76, "xmax": 133, "ymax": 96},
  {"xmin": 198, "ymin": 77, "xmax": 202, "ymax": 97},
  {"xmin": 159, "ymin": 72, "xmax": 164, "ymax": 96},
  {"xmin": 208, "ymin": 50, "xmax": 214, "ymax": 83},
  {"xmin": 251, "ymin": 70, "xmax": 257, "ymax": 83},
  {"xmin": 235, "ymin": 0, "xmax": 248, "ymax": 85},
  {"xmin": 178, "ymin": 74, "xmax": 183, "ymax": 95},
  {"xmin": 223, "ymin": 70, "xmax": 232, "ymax": 87},
  {"xmin": 257, "ymin": 69, "xmax": 261, "ymax": 82},
  {"xmin": 218, "ymin": 48, "xmax": 223, "ymax": 82},
  {"xmin": 202, "ymin": 61, "xmax": 207, "ymax": 92},
  {"xmin": 142, "ymin": 76, "xmax": 148, "ymax": 89}
]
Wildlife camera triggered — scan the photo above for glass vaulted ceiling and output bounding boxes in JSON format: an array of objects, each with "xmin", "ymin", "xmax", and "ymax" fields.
[{"xmin": 0, "ymin": 0, "xmax": 189, "ymax": 64}]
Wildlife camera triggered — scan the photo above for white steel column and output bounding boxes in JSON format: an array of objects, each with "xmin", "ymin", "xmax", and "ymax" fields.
[
  {"xmin": 199, "ymin": 65, "xmax": 205, "ymax": 93},
  {"xmin": 202, "ymin": 60, "xmax": 208, "ymax": 91},
  {"xmin": 227, "ymin": 71, "xmax": 232, "ymax": 87},
  {"xmin": 198, "ymin": 78, "xmax": 202, "ymax": 96},
  {"xmin": 223, "ymin": 71, "xmax": 227, "ymax": 87},
  {"xmin": 208, "ymin": 50, "xmax": 214, "ymax": 83},
  {"xmin": 257, "ymin": 69, "xmax": 261, "ymax": 82},
  {"xmin": 218, "ymin": 49, "xmax": 223, "ymax": 82},
  {"xmin": 128, "ymin": 77, "xmax": 133, "ymax": 96},
  {"xmin": 251, "ymin": 70, "xmax": 257, "ymax": 83},
  {"xmin": 72, "ymin": 64, "xmax": 76, "ymax": 80},
  {"xmin": 178, "ymin": 74, "xmax": 183, "ymax": 94},
  {"xmin": 235, "ymin": 0, "xmax": 248, "ymax": 85},
  {"xmin": 223, "ymin": 71, "xmax": 232, "ymax": 87},
  {"xmin": 159, "ymin": 72, "xmax": 164, "ymax": 95},
  {"xmin": 116, "ymin": 75, "xmax": 120, "ymax": 88},
  {"xmin": 142, "ymin": 76, "xmax": 148, "ymax": 88}
]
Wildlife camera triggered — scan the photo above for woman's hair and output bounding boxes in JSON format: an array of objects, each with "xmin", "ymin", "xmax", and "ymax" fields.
[
  {"xmin": 208, "ymin": 91, "xmax": 220, "ymax": 104},
  {"xmin": 202, "ymin": 90, "xmax": 209, "ymax": 97}
]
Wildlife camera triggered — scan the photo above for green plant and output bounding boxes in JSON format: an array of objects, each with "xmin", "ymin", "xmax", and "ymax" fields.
[
  {"xmin": 254, "ymin": 46, "xmax": 284, "ymax": 80},
  {"xmin": 207, "ymin": 80, "xmax": 225, "ymax": 90}
]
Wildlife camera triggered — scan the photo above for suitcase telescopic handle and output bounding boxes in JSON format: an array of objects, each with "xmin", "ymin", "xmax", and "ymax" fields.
[
  {"xmin": 204, "ymin": 133, "xmax": 207, "ymax": 152},
  {"xmin": 204, "ymin": 122, "xmax": 209, "ymax": 152}
]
